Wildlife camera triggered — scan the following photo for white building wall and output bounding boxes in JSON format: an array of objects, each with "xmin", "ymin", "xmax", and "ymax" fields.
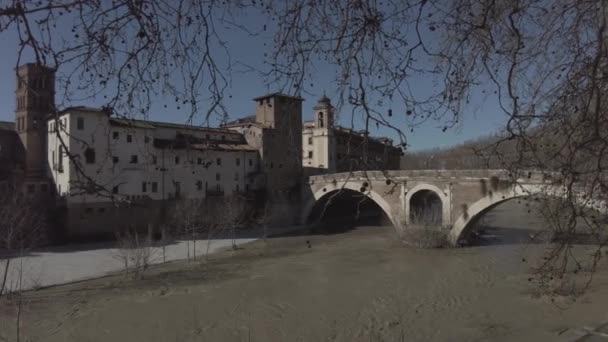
[
  {"xmin": 47, "ymin": 110, "xmax": 261, "ymax": 207},
  {"xmin": 47, "ymin": 114, "xmax": 72, "ymax": 196}
]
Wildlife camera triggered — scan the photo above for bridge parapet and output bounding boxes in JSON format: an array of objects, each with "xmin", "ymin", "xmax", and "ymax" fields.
[{"xmin": 308, "ymin": 169, "xmax": 561, "ymax": 185}]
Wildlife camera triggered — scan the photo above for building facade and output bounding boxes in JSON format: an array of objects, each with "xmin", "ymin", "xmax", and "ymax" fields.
[
  {"xmin": 1, "ymin": 63, "xmax": 403, "ymax": 239},
  {"xmin": 302, "ymin": 96, "xmax": 402, "ymax": 175}
]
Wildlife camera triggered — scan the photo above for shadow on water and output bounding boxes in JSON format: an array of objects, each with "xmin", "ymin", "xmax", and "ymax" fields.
[
  {"xmin": 303, "ymin": 188, "xmax": 392, "ymax": 236},
  {"xmin": 462, "ymin": 198, "xmax": 608, "ymax": 247}
]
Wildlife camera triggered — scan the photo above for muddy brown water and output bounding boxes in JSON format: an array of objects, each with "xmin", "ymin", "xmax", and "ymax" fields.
[{"xmin": 2, "ymin": 200, "xmax": 608, "ymax": 341}]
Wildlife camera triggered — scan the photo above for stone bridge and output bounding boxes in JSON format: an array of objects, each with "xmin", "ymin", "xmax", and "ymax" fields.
[{"xmin": 301, "ymin": 169, "xmax": 607, "ymax": 245}]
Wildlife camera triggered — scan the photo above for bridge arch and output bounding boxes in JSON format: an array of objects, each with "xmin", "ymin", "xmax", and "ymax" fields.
[
  {"xmin": 405, "ymin": 183, "xmax": 450, "ymax": 226},
  {"xmin": 301, "ymin": 182, "xmax": 397, "ymax": 228},
  {"xmin": 447, "ymin": 184, "xmax": 607, "ymax": 245}
]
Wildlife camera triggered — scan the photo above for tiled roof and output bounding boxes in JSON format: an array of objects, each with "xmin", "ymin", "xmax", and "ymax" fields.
[
  {"xmin": 109, "ymin": 118, "xmax": 240, "ymax": 134},
  {"xmin": 191, "ymin": 143, "xmax": 258, "ymax": 152},
  {"xmin": 253, "ymin": 92, "xmax": 304, "ymax": 101}
]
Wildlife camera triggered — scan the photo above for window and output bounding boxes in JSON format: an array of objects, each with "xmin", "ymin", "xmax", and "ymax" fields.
[
  {"xmin": 151, "ymin": 182, "xmax": 158, "ymax": 193},
  {"xmin": 175, "ymin": 156, "xmax": 180, "ymax": 164},
  {"xmin": 197, "ymin": 158, "xmax": 202, "ymax": 165},
  {"xmin": 308, "ymin": 137, "xmax": 313, "ymax": 145},
  {"xmin": 152, "ymin": 155, "xmax": 157, "ymax": 164},
  {"xmin": 77, "ymin": 117, "xmax": 84, "ymax": 130},
  {"xmin": 58, "ymin": 146, "xmax": 64, "ymax": 172},
  {"xmin": 216, "ymin": 158, "xmax": 221, "ymax": 166},
  {"xmin": 112, "ymin": 185, "xmax": 119, "ymax": 194},
  {"xmin": 113, "ymin": 132, "xmax": 119, "ymax": 139},
  {"xmin": 235, "ymin": 173, "xmax": 239, "ymax": 181},
  {"xmin": 236, "ymin": 184, "xmax": 240, "ymax": 192},
  {"xmin": 205, "ymin": 134, "xmax": 210, "ymax": 140},
  {"xmin": 127, "ymin": 135, "xmax": 132, "ymax": 143},
  {"xmin": 85, "ymin": 208, "xmax": 93, "ymax": 214},
  {"xmin": 41, "ymin": 183, "xmax": 48, "ymax": 193},
  {"xmin": 98, "ymin": 208, "xmax": 105, "ymax": 213},
  {"xmin": 174, "ymin": 182, "xmax": 181, "ymax": 197},
  {"xmin": 112, "ymin": 156, "xmax": 119, "ymax": 164},
  {"xmin": 142, "ymin": 182, "xmax": 147, "ymax": 193},
  {"xmin": 144, "ymin": 136, "xmax": 150, "ymax": 143},
  {"xmin": 270, "ymin": 162, "xmax": 274, "ymax": 169},
  {"xmin": 130, "ymin": 155, "xmax": 138, "ymax": 164},
  {"xmin": 249, "ymin": 159, "xmax": 253, "ymax": 167},
  {"xmin": 84, "ymin": 148, "xmax": 96, "ymax": 164},
  {"xmin": 308, "ymin": 151, "xmax": 313, "ymax": 158},
  {"xmin": 221, "ymin": 135, "xmax": 225, "ymax": 141},
  {"xmin": 196, "ymin": 180, "xmax": 203, "ymax": 191},
  {"xmin": 27, "ymin": 184, "xmax": 35, "ymax": 193},
  {"xmin": 216, "ymin": 173, "xmax": 221, "ymax": 181},
  {"xmin": 236, "ymin": 158, "xmax": 240, "ymax": 166}
]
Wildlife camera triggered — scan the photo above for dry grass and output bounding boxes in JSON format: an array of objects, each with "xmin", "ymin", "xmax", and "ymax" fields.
[{"xmin": 399, "ymin": 210, "xmax": 449, "ymax": 248}]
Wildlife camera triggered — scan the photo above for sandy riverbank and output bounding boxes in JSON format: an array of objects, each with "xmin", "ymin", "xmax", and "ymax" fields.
[{"xmin": 1, "ymin": 200, "xmax": 608, "ymax": 341}]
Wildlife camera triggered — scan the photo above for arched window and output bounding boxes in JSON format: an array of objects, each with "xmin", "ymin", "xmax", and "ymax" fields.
[{"xmin": 318, "ymin": 112, "xmax": 324, "ymax": 128}]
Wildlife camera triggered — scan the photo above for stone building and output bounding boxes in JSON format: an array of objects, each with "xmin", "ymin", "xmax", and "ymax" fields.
[
  {"xmin": 302, "ymin": 96, "xmax": 402, "ymax": 175},
  {"xmin": 1, "ymin": 63, "xmax": 403, "ymax": 239}
]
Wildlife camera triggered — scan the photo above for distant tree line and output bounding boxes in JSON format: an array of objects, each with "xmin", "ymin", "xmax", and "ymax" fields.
[{"xmin": 400, "ymin": 131, "xmax": 518, "ymax": 170}]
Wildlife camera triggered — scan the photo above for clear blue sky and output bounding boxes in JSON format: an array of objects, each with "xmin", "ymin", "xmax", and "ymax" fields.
[{"xmin": 0, "ymin": 9, "xmax": 506, "ymax": 152}]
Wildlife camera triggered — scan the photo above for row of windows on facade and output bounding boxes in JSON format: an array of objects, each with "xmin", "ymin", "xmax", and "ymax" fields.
[
  {"xmin": 0, "ymin": 182, "xmax": 48, "ymax": 195},
  {"xmin": 48, "ymin": 118, "xmax": 67, "ymax": 133},
  {"xmin": 112, "ymin": 130, "xmax": 231, "ymax": 143},
  {"xmin": 79, "ymin": 147, "xmax": 254, "ymax": 167},
  {"xmin": 17, "ymin": 78, "xmax": 50, "ymax": 90},
  {"xmin": 67, "ymin": 116, "xmax": 237, "ymax": 144},
  {"xmin": 111, "ymin": 180, "xmax": 248, "ymax": 195},
  {"xmin": 26, "ymin": 183, "xmax": 49, "ymax": 193},
  {"xmin": 305, "ymin": 150, "xmax": 379, "ymax": 160},
  {"xmin": 17, "ymin": 116, "xmax": 47, "ymax": 131},
  {"xmin": 16, "ymin": 96, "xmax": 50, "ymax": 112}
]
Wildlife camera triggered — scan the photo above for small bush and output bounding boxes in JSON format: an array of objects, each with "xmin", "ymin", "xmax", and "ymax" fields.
[
  {"xmin": 114, "ymin": 228, "xmax": 156, "ymax": 279},
  {"xmin": 400, "ymin": 226, "xmax": 448, "ymax": 248},
  {"xmin": 399, "ymin": 210, "xmax": 448, "ymax": 248}
]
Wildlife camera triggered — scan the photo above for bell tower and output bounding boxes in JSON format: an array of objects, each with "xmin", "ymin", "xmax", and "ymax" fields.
[
  {"xmin": 313, "ymin": 94, "xmax": 334, "ymax": 129},
  {"xmin": 15, "ymin": 63, "xmax": 56, "ymax": 177}
]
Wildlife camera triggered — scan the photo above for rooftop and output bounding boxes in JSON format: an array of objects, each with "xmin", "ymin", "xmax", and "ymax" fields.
[
  {"xmin": 222, "ymin": 115, "xmax": 256, "ymax": 126},
  {"xmin": 253, "ymin": 92, "xmax": 304, "ymax": 101},
  {"xmin": 110, "ymin": 118, "xmax": 240, "ymax": 134}
]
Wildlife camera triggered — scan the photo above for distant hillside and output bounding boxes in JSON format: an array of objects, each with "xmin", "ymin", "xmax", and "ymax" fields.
[{"xmin": 400, "ymin": 132, "xmax": 518, "ymax": 170}]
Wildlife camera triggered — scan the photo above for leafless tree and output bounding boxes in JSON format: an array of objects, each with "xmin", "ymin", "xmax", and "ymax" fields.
[
  {"xmin": 2, "ymin": 0, "xmax": 607, "ymax": 292},
  {"xmin": 172, "ymin": 197, "xmax": 203, "ymax": 261},
  {"xmin": 217, "ymin": 195, "xmax": 249, "ymax": 250},
  {"xmin": 258, "ymin": 199, "xmax": 273, "ymax": 243},
  {"xmin": 113, "ymin": 227, "xmax": 156, "ymax": 279},
  {"xmin": 0, "ymin": 183, "xmax": 47, "ymax": 298}
]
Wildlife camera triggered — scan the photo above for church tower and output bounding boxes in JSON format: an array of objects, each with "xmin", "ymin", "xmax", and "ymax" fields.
[
  {"xmin": 311, "ymin": 95, "xmax": 336, "ymax": 172},
  {"xmin": 15, "ymin": 63, "xmax": 56, "ymax": 177},
  {"xmin": 313, "ymin": 94, "xmax": 334, "ymax": 129}
]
